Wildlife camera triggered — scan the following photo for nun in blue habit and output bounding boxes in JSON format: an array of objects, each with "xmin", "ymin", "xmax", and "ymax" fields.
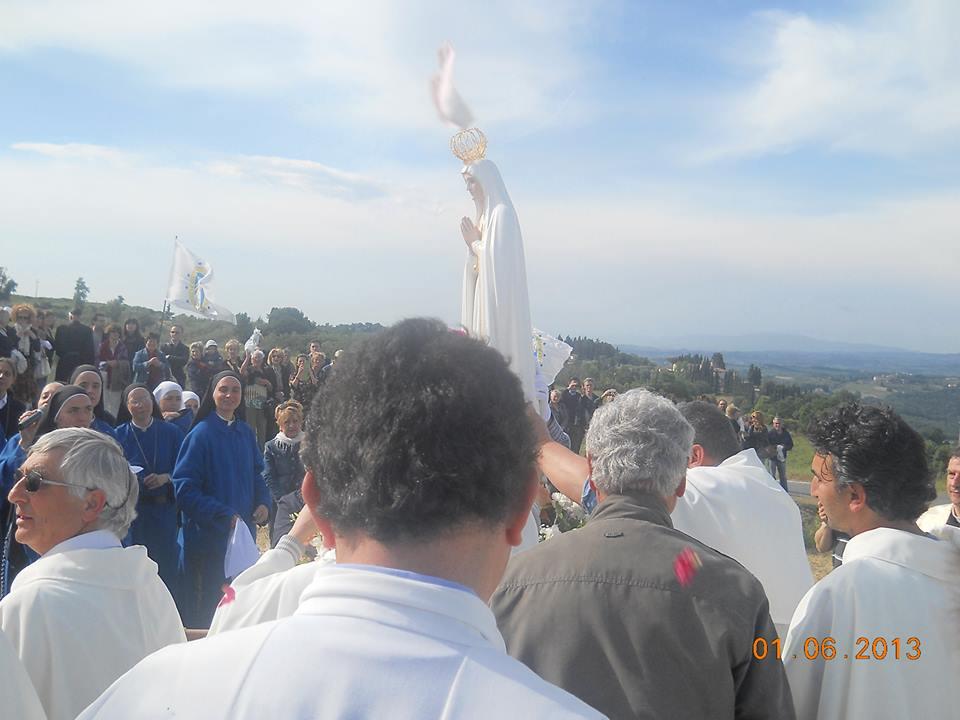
[
  {"xmin": 152, "ymin": 381, "xmax": 194, "ymax": 436},
  {"xmin": 115, "ymin": 383, "xmax": 184, "ymax": 597},
  {"xmin": 172, "ymin": 370, "xmax": 271, "ymax": 628},
  {"xmin": 70, "ymin": 365, "xmax": 117, "ymax": 439}
]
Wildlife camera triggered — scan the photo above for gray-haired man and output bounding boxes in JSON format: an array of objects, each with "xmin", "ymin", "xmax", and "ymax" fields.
[
  {"xmin": 492, "ymin": 389, "xmax": 794, "ymax": 719},
  {"xmin": 0, "ymin": 428, "xmax": 185, "ymax": 720}
]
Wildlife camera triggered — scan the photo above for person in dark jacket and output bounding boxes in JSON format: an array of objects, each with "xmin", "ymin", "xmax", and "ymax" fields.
[
  {"xmin": 559, "ymin": 377, "xmax": 586, "ymax": 453},
  {"xmin": 161, "ymin": 325, "xmax": 190, "ymax": 388},
  {"xmin": 742, "ymin": 410, "xmax": 773, "ymax": 460},
  {"xmin": 766, "ymin": 416, "xmax": 794, "ymax": 491},
  {"xmin": 491, "ymin": 389, "xmax": 795, "ymax": 720},
  {"xmin": 262, "ymin": 400, "xmax": 306, "ymax": 547},
  {"xmin": 121, "ymin": 318, "xmax": 146, "ymax": 363},
  {"xmin": 53, "ymin": 309, "xmax": 95, "ymax": 382},
  {"xmin": 0, "ymin": 358, "xmax": 26, "ymax": 442}
]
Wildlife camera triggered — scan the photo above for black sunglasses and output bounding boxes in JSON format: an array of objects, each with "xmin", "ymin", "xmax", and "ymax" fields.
[
  {"xmin": 14, "ymin": 468, "xmax": 87, "ymax": 493},
  {"xmin": 14, "ymin": 467, "xmax": 133, "ymax": 509}
]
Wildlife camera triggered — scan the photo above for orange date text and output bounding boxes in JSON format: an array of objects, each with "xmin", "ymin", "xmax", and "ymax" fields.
[{"xmin": 752, "ymin": 636, "xmax": 921, "ymax": 661}]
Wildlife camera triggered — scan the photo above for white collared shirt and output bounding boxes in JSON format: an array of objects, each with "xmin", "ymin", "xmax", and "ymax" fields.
[{"xmin": 43, "ymin": 529, "xmax": 121, "ymax": 559}]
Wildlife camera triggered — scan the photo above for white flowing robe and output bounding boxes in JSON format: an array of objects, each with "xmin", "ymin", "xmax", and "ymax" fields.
[
  {"xmin": 81, "ymin": 566, "xmax": 605, "ymax": 719},
  {"xmin": 461, "ymin": 159, "xmax": 537, "ymax": 406},
  {"xmin": 0, "ymin": 629, "xmax": 45, "ymax": 720},
  {"xmin": 917, "ymin": 502, "xmax": 953, "ymax": 531},
  {"xmin": 209, "ymin": 537, "xmax": 334, "ymax": 635},
  {"xmin": 784, "ymin": 526, "xmax": 960, "ymax": 720},
  {"xmin": 670, "ymin": 449, "xmax": 813, "ymax": 636},
  {"xmin": 0, "ymin": 538, "xmax": 186, "ymax": 720},
  {"xmin": 209, "ymin": 518, "xmax": 540, "ymax": 636}
]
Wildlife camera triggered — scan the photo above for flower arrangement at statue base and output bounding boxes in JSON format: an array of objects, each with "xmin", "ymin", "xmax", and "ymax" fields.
[{"xmin": 539, "ymin": 492, "xmax": 587, "ymax": 542}]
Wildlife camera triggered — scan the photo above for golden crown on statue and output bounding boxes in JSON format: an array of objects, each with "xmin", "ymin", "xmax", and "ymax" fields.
[{"xmin": 450, "ymin": 127, "xmax": 487, "ymax": 163}]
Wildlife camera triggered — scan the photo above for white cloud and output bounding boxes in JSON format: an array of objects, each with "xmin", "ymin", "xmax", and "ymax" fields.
[
  {"xmin": 699, "ymin": 0, "xmax": 960, "ymax": 160},
  {"xmin": 11, "ymin": 142, "xmax": 133, "ymax": 164},
  {"xmin": 0, "ymin": 0, "xmax": 597, "ymax": 132},
  {"xmin": 202, "ymin": 155, "xmax": 388, "ymax": 199},
  {"xmin": 3, "ymin": 143, "xmax": 958, "ymax": 350}
]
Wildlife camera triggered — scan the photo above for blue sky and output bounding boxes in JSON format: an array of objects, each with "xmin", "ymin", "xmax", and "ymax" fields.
[{"xmin": 2, "ymin": 0, "xmax": 958, "ymax": 352}]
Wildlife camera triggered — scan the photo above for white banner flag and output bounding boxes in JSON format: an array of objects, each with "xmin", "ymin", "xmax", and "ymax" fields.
[{"xmin": 165, "ymin": 240, "xmax": 236, "ymax": 324}]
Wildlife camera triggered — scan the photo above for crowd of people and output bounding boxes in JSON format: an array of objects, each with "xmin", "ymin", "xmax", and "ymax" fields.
[
  {"xmin": 0, "ymin": 306, "xmax": 341, "ymax": 644},
  {"xmin": 0, "ymin": 309, "xmax": 957, "ymax": 719}
]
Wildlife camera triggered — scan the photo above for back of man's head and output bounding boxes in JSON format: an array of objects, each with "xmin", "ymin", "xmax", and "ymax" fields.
[
  {"xmin": 301, "ymin": 318, "xmax": 537, "ymax": 543},
  {"xmin": 586, "ymin": 389, "xmax": 694, "ymax": 497},
  {"xmin": 678, "ymin": 401, "xmax": 741, "ymax": 466},
  {"xmin": 812, "ymin": 403, "xmax": 935, "ymax": 522}
]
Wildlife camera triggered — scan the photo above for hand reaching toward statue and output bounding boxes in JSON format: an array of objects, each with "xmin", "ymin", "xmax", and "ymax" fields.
[{"xmin": 460, "ymin": 216, "xmax": 480, "ymax": 247}]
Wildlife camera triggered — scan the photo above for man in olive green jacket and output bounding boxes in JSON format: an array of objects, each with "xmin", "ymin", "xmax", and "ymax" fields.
[{"xmin": 491, "ymin": 389, "xmax": 795, "ymax": 720}]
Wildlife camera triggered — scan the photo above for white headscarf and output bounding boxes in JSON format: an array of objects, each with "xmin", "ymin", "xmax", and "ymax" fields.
[
  {"xmin": 152, "ymin": 381, "xmax": 182, "ymax": 405},
  {"xmin": 181, "ymin": 391, "xmax": 200, "ymax": 410}
]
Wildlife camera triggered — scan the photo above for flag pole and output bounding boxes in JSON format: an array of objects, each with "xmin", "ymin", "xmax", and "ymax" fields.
[{"xmin": 159, "ymin": 235, "xmax": 177, "ymax": 334}]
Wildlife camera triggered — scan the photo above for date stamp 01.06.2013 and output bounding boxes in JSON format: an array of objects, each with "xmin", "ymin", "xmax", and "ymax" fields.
[{"xmin": 752, "ymin": 637, "xmax": 921, "ymax": 662}]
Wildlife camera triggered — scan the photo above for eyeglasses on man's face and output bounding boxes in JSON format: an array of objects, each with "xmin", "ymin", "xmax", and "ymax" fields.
[
  {"xmin": 14, "ymin": 467, "xmax": 131, "ymax": 509},
  {"xmin": 14, "ymin": 467, "xmax": 87, "ymax": 494}
]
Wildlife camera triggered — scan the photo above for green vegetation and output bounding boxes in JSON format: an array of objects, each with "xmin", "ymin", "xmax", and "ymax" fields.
[
  {"xmin": 786, "ymin": 433, "xmax": 815, "ymax": 484},
  {"xmin": 72, "ymin": 277, "xmax": 90, "ymax": 311},
  {"xmin": 10, "ymin": 293, "xmax": 383, "ymax": 357},
  {"xmin": 0, "ymin": 267, "xmax": 17, "ymax": 300},
  {"xmin": 9, "ymin": 293, "xmax": 957, "ymax": 487}
]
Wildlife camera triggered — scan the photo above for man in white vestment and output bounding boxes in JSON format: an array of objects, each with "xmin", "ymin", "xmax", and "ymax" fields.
[
  {"xmin": 0, "ymin": 628, "xmax": 45, "ymax": 720},
  {"xmin": 918, "ymin": 446, "xmax": 960, "ymax": 530},
  {"xmin": 671, "ymin": 401, "xmax": 812, "ymax": 636},
  {"xmin": 208, "ymin": 504, "xmax": 332, "ymax": 635},
  {"xmin": 784, "ymin": 403, "xmax": 960, "ymax": 720},
  {"xmin": 81, "ymin": 318, "xmax": 604, "ymax": 719},
  {"xmin": 0, "ymin": 428, "xmax": 185, "ymax": 720}
]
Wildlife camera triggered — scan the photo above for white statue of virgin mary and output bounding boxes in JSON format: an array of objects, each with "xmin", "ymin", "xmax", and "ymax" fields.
[{"xmin": 459, "ymin": 153, "xmax": 537, "ymax": 407}]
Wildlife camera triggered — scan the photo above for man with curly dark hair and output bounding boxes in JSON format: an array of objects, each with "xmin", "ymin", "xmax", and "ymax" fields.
[
  {"xmin": 80, "ymin": 318, "xmax": 603, "ymax": 720},
  {"xmin": 784, "ymin": 402, "xmax": 960, "ymax": 720}
]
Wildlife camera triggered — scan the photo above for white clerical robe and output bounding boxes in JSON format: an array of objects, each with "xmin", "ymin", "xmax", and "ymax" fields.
[
  {"xmin": 0, "ymin": 532, "xmax": 186, "ymax": 720},
  {"xmin": 671, "ymin": 449, "xmax": 813, "ymax": 635},
  {"xmin": 208, "ymin": 536, "xmax": 334, "ymax": 635},
  {"xmin": 917, "ymin": 502, "xmax": 954, "ymax": 531},
  {"xmin": 209, "ymin": 515, "xmax": 541, "ymax": 637},
  {"xmin": 81, "ymin": 565, "xmax": 605, "ymax": 719},
  {"xmin": 784, "ymin": 526, "xmax": 960, "ymax": 720},
  {"xmin": 0, "ymin": 628, "xmax": 46, "ymax": 720}
]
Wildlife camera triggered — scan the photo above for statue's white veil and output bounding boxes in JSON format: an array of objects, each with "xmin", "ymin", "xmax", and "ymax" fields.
[{"xmin": 460, "ymin": 159, "xmax": 537, "ymax": 407}]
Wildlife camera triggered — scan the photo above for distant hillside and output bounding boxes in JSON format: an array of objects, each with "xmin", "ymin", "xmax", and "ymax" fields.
[
  {"xmin": 622, "ymin": 332, "xmax": 907, "ymax": 354},
  {"xmin": 621, "ymin": 344, "xmax": 960, "ymax": 377}
]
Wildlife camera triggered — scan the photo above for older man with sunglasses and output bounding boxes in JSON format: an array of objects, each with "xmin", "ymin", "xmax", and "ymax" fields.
[{"xmin": 0, "ymin": 428, "xmax": 185, "ymax": 720}]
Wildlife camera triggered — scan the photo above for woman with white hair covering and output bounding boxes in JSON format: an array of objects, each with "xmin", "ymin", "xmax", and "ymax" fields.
[
  {"xmin": 153, "ymin": 381, "xmax": 193, "ymax": 436},
  {"xmin": 181, "ymin": 391, "xmax": 200, "ymax": 415}
]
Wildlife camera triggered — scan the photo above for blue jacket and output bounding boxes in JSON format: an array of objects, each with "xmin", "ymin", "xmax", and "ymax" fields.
[
  {"xmin": 132, "ymin": 348, "xmax": 171, "ymax": 386},
  {"xmin": 173, "ymin": 414, "xmax": 270, "ymax": 541},
  {"xmin": 262, "ymin": 435, "xmax": 305, "ymax": 503}
]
